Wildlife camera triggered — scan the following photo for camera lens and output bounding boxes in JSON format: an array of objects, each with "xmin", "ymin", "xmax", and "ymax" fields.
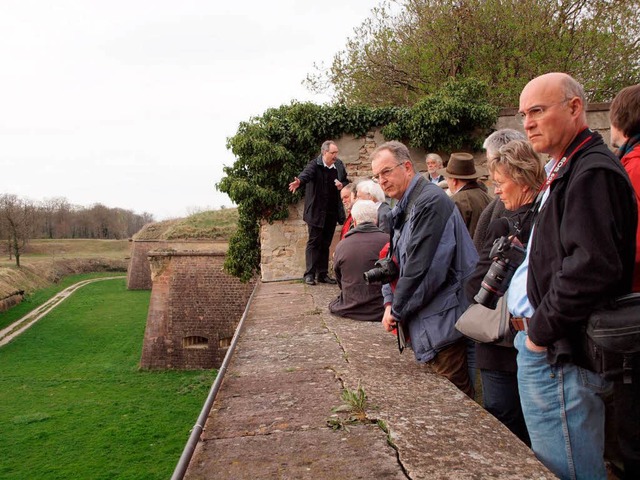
[{"xmin": 474, "ymin": 236, "xmax": 526, "ymax": 309}]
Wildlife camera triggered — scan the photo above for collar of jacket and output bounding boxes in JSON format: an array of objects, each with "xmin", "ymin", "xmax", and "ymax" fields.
[
  {"xmin": 315, "ymin": 155, "xmax": 337, "ymax": 168},
  {"xmin": 552, "ymin": 128, "xmax": 602, "ymax": 181},
  {"xmin": 345, "ymin": 222, "xmax": 384, "ymax": 237},
  {"xmin": 618, "ymin": 133, "xmax": 640, "ymax": 159},
  {"xmin": 392, "ymin": 174, "xmax": 423, "ymax": 215},
  {"xmin": 458, "ymin": 180, "xmax": 482, "ymax": 192}
]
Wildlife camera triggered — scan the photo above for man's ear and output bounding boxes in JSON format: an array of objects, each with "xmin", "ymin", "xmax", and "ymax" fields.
[{"xmin": 568, "ymin": 97, "xmax": 583, "ymax": 118}]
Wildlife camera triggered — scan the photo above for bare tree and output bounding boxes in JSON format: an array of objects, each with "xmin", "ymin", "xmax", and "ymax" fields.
[
  {"xmin": 0, "ymin": 194, "xmax": 36, "ymax": 267},
  {"xmin": 1, "ymin": 194, "xmax": 154, "ymax": 244}
]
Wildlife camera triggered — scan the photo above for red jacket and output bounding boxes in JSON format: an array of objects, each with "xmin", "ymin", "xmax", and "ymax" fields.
[
  {"xmin": 621, "ymin": 143, "xmax": 640, "ymax": 292},
  {"xmin": 340, "ymin": 214, "xmax": 353, "ymax": 240}
]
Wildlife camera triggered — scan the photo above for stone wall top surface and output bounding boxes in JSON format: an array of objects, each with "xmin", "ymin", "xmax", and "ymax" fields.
[{"xmin": 186, "ymin": 281, "xmax": 552, "ymax": 479}]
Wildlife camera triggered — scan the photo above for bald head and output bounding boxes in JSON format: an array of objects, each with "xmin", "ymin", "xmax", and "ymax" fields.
[{"xmin": 519, "ymin": 73, "xmax": 588, "ymax": 160}]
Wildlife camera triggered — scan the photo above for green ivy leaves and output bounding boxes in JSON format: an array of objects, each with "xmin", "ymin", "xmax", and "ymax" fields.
[{"xmin": 218, "ymin": 78, "xmax": 497, "ymax": 281}]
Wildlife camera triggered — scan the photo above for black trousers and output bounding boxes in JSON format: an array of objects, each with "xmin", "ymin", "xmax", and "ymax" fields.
[
  {"xmin": 304, "ymin": 218, "xmax": 336, "ymax": 278},
  {"xmin": 614, "ymin": 371, "xmax": 640, "ymax": 479}
]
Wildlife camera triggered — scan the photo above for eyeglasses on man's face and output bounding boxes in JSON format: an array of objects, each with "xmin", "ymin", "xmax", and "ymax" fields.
[
  {"xmin": 372, "ymin": 163, "xmax": 402, "ymax": 182},
  {"xmin": 517, "ymin": 98, "xmax": 570, "ymax": 124}
]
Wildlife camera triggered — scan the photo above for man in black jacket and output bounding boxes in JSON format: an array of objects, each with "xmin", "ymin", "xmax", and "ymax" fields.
[
  {"xmin": 507, "ymin": 72, "xmax": 637, "ymax": 479},
  {"xmin": 289, "ymin": 140, "xmax": 349, "ymax": 285}
]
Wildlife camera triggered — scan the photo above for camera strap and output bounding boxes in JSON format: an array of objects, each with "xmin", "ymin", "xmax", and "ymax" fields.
[{"xmin": 526, "ymin": 132, "xmax": 594, "ymax": 226}]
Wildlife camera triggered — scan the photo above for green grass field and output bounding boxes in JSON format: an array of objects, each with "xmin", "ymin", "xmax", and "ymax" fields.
[
  {"xmin": 0, "ymin": 272, "xmax": 124, "ymax": 332},
  {"xmin": 0, "ymin": 278, "xmax": 216, "ymax": 479}
]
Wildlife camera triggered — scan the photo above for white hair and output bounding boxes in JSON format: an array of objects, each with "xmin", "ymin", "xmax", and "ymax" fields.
[
  {"xmin": 350, "ymin": 200, "xmax": 378, "ymax": 225},
  {"xmin": 426, "ymin": 153, "xmax": 443, "ymax": 167},
  {"xmin": 356, "ymin": 179, "xmax": 386, "ymax": 203},
  {"xmin": 483, "ymin": 129, "xmax": 527, "ymax": 157}
]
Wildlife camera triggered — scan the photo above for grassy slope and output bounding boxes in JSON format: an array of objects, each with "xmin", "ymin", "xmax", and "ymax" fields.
[
  {"xmin": 0, "ymin": 240, "xmax": 129, "ymax": 299},
  {"xmin": 0, "ymin": 278, "xmax": 216, "ymax": 479},
  {"xmin": 133, "ymin": 208, "xmax": 238, "ymax": 241}
]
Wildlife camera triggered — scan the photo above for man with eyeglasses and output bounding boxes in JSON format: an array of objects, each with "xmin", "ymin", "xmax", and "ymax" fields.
[
  {"xmin": 371, "ymin": 140, "xmax": 478, "ymax": 398},
  {"xmin": 289, "ymin": 140, "xmax": 350, "ymax": 286},
  {"xmin": 507, "ymin": 73, "xmax": 636, "ymax": 479}
]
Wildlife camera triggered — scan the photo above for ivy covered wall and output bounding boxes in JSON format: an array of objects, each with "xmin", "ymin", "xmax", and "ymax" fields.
[{"xmin": 218, "ymin": 78, "xmax": 498, "ymax": 281}]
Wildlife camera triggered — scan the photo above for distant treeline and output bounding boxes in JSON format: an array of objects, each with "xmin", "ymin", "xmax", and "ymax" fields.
[
  {"xmin": 0, "ymin": 193, "xmax": 153, "ymax": 252},
  {"xmin": 34, "ymin": 197, "xmax": 154, "ymax": 240}
]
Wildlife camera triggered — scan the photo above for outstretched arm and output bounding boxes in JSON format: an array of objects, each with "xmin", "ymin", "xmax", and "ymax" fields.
[{"xmin": 288, "ymin": 177, "xmax": 301, "ymax": 193}]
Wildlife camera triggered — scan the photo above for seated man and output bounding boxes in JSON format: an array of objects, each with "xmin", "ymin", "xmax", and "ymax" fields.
[
  {"xmin": 329, "ymin": 200, "xmax": 389, "ymax": 321},
  {"xmin": 354, "ymin": 179, "xmax": 392, "ymax": 233}
]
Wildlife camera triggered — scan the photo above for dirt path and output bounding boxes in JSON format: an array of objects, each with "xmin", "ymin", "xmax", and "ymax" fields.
[{"xmin": 0, "ymin": 276, "xmax": 126, "ymax": 347}]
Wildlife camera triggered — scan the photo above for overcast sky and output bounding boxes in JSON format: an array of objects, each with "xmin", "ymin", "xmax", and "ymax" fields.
[{"xmin": 0, "ymin": 0, "xmax": 381, "ymax": 220}]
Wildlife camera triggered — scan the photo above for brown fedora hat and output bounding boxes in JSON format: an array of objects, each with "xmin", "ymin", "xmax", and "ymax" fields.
[{"xmin": 437, "ymin": 152, "xmax": 481, "ymax": 180}]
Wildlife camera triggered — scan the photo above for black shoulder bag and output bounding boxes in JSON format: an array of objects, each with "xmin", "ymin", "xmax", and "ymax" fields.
[{"xmin": 584, "ymin": 294, "xmax": 640, "ymax": 384}]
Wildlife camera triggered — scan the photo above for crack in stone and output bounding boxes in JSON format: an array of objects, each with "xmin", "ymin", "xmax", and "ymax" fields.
[{"xmin": 321, "ymin": 319, "xmax": 411, "ymax": 479}]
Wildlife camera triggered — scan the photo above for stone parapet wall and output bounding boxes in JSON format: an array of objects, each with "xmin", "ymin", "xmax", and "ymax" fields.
[
  {"xmin": 127, "ymin": 239, "xmax": 226, "ymax": 290},
  {"xmin": 260, "ymin": 105, "xmax": 612, "ymax": 282},
  {"xmin": 140, "ymin": 250, "xmax": 256, "ymax": 370}
]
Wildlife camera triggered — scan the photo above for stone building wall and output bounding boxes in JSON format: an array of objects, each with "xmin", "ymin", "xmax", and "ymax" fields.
[
  {"xmin": 260, "ymin": 104, "xmax": 612, "ymax": 282},
  {"xmin": 139, "ymin": 250, "xmax": 256, "ymax": 370}
]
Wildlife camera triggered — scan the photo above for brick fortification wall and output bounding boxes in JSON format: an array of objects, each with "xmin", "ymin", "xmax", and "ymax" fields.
[
  {"xmin": 261, "ymin": 105, "xmax": 613, "ymax": 281},
  {"xmin": 139, "ymin": 250, "xmax": 256, "ymax": 370},
  {"xmin": 127, "ymin": 240, "xmax": 165, "ymax": 290},
  {"xmin": 127, "ymin": 240, "xmax": 225, "ymax": 290}
]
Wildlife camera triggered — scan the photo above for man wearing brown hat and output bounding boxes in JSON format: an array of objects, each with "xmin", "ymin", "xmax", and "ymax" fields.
[{"xmin": 438, "ymin": 153, "xmax": 491, "ymax": 238}]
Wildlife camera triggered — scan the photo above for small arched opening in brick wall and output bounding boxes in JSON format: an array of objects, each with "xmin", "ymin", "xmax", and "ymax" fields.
[
  {"xmin": 260, "ymin": 105, "xmax": 612, "ymax": 282},
  {"xmin": 139, "ymin": 249, "xmax": 256, "ymax": 370}
]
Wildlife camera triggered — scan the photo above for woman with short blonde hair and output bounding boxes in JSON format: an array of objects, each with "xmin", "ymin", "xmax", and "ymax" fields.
[{"xmin": 464, "ymin": 138, "xmax": 546, "ymax": 447}]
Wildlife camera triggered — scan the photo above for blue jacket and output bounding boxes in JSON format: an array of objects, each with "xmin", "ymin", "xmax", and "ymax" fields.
[{"xmin": 383, "ymin": 175, "xmax": 478, "ymax": 362}]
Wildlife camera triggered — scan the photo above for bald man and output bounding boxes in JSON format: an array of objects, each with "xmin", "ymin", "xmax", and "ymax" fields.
[{"xmin": 507, "ymin": 73, "xmax": 636, "ymax": 479}]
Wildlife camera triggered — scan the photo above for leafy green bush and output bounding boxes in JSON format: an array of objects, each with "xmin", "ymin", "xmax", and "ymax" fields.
[{"xmin": 219, "ymin": 78, "xmax": 497, "ymax": 281}]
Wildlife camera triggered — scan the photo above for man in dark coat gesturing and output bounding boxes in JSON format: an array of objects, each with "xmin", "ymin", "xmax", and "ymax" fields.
[{"xmin": 289, "ymin": 140, "xmax": 349, "ymax": 285}]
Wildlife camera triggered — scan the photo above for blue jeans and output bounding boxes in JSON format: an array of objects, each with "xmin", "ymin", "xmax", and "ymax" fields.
[
  {"xmin": 467, "ymin": 339, "xmax": 477, "ymax": 391},
  {"xmin": 514, "ymin": 332, "xmax": 612, "ymax": 480},
  {"xmin": 480, "ymin": 368, "xmax": 530, "ymax": 446}
]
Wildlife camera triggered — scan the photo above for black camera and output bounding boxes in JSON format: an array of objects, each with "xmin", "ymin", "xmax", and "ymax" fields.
[
  {"xmin": 363, "ymin": 257, "xmax": 399, "ymax": 285},
  {"xmin": 474, "ymin": 236, "xmax": 526, "ymax": 309}
]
